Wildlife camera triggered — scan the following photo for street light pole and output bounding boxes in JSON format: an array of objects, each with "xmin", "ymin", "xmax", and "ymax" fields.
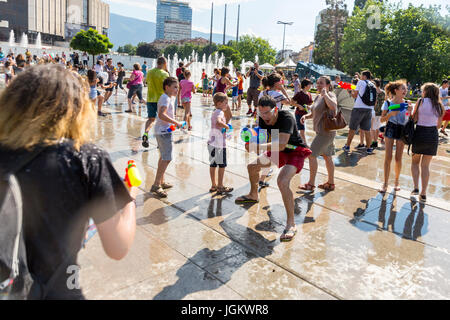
[{"xmin": 277, "ymin": 21, "xmax": 293, "ymax": 60}]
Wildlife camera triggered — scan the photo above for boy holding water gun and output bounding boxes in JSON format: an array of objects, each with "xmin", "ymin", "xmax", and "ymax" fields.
[
  {"xmin": 151, "ymin": 77, "xmax": 184, "ymax": 198},
  {"xmin": 207, "ymin": 93, "xmax": 234, "ymax": 194}
]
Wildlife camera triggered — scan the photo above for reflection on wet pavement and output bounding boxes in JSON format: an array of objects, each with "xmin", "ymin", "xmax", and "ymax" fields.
[{"xmin": 79, "ymin": 92, "xmax": 450, "ymax": 300}]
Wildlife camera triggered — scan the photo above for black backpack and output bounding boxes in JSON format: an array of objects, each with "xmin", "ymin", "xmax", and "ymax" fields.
[
  {"xmin": 0, "ymin": 149, "xmax": 73, "ymax": 300},
  {"xmin": 360, "ymin": 80, "xmax": 377, "ymax": 106},
  {"xmin": 402, "ymin": 99, "xmax": 422, "ymax": 155}
]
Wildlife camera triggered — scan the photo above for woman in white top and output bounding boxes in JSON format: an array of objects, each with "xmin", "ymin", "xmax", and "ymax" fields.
[
  {"xmin": 258, "ymin": 73, "xmax": 291, "ymax": 110},
  {"xmin": 411, "ymin": 83, "xmax": 445, "ymax": 203}
]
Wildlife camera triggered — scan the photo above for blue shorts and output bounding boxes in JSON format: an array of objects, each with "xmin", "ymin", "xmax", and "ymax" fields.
[
  {"xmin": 295, "ymin": 113, "xmax": 305, "ymax": 131},
  {"xmin": 156, "ymin": 133, "xmax": 173, "ymax": 161},
  {"xmin": 147, "ymin": 102, "xmax": 158, "ymax": 118},
  {"xmin": 238, "ymin": 89, "xmax": 244, "ymax": 95}
]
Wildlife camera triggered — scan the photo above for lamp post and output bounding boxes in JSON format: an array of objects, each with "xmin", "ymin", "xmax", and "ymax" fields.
[{"xmin": 277, "ymin": 21, "xmax": 293, "ymax": 60}]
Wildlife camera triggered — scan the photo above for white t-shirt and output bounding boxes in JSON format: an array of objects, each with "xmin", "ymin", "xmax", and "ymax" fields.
[
  {"xmin": 207, "ymin": 109, "xmax": 226, "ymax": 148},
  {"xmin": 94, "ymin": 64, "xmax": 103, "ymax": 73},
  {"xmin": 258, "ymin": 90, "xmax": 288, "ymax": 109},
  {"xmin": 155, "ymin": 94, "xmax": 176, "ymax": 133},
  {"xmin": 354, "ymin": 80, "xmax": 372, "ymax": 109},
  {"xmin": 440, "ymin": 87, "xmax": 449, "ymax": 109}
]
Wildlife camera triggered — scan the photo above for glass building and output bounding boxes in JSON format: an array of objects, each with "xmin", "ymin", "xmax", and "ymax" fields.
[{"xmin": 156, "ymin": 0, "xmax": 192, "ymax": 40}]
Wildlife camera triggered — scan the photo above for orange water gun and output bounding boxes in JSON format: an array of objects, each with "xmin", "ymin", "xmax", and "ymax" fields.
[
  {"xmin": 338, "ymin": 81, "xmax": 356, "ymax": 90},
  {"xmin": 124, "ymin": 160, "xmax": 142, "ymax": 187}
]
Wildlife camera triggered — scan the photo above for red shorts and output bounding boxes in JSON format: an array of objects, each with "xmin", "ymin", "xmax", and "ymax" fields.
[
  {"xmin": 443, "ymin": 109, "xmax": 450, "ymax": 121},
  {"xmin": 265, "ymin": 147, "xmax": 312, "ymax": 174}
]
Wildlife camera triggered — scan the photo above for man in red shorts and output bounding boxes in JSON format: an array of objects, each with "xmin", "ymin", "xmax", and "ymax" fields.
[{"xmin": 235, "ymin": 95, "xmax": 312, "ymax": 242}]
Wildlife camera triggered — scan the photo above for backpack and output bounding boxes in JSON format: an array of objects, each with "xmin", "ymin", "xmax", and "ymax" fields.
[
  {"xmin": 0, "ymin": 148, "xmax": 73, "ymax": 300},
  {"xmin": 359, "ymin": 80, "xmax": 377, "ymax": 106},
  {"xmin": 402, "ymin": 99, "xmax": 422, "ymax": 155}
]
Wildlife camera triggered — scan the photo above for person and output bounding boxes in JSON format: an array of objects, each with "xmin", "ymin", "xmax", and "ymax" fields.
[
  {"xmin": 103, "ymin": 58, "xmax": 116, "ymax": 105},
  {"xmin": 208, "ymin": 93, "xmax": 234, "ymax": 194},
  {"xmin": 202, "ymin": 72, "xmax": 209, "ymax": 98},
  {"xmin": 258, "ymin": 73, "xmax": 291, "ymax": 110},
  {"xmin": 94, "ymin": 60, "xmax": 104, "ymax": 74},
  {"xmin": 439, "ymin": 79, "xmax": 449, "ymax": 136},
  {"xmin": 115, "ymin": 62, "xmax": 127, "ymax": 95},
  {"xmin": 332, "ymin": 75, "xmax": 341, "ymax": 89},
  {"xmin": 143, "ymin": 57, "xmax": 169, "ymax": 148},
  {"xmin": 343, "ymin": 70, "xmax": 376, "ymax": 155},
  {"xmin": 142, "ymin": 61, "xmax": 148, "ymax": 87},
  {"xmin": 151, "ymin": 77, "xmax": 183, "ymax": 198},
  {"xmin": 0, "ymin": 47, "xmax": 4, "ymax": 60},
  {"xmin": 299, "ymin": 76, "xmax": 338, "ymax": 192},
  {"xmin": 231, "ymin": 79, "xmax": 239, "ymax": 111},
  {"xmin": 235, "ymin": 95, "xmax": 312, "ymax": 242},
  {"xmin": 4, "ymin": 60, "xmax": 14, "ymax": 86},
  {"xmin": 179, "ymin": 70, "xmax": 196, "ymax": 131},
  {"xmin": 125, "ymin": 63, "xmax": 145, "ymax": 113},
  {"xmin": 87, "ymin": 69, "xmax": 110, "ymax": 116},
  {"xmin": 236, "ymin": 71, "xmax": 245, "ymax": 110},
  {"xmin": 411, "ymin": 83, "xmax": 445, "ymax": 203},
  {"xmin": 176, "ymin": 61, "xmax": 193, "ymax": 81},
  {"xmin": 378, "ymin": 81, "xmax": 412, "ymax": 193},
  {"xmin": 292, "ymin": 73, "xmax": 301, "ymax": 95},
  {"xmin": 246, "ymin": 63, "xmax": 264, "ymax": 117},
  {"xmin": 201, "ymin": 68, "xmax": 207, "ymax": 81},
  {"xmin": 82, "ymin": 52, "xmax": 88, "ymax": 66},
  {"xmin": 215, "ymin": 67, "xmax": 235, "ymax": 94},
  {"xmin": 371, "ymin": 78, "xmax": 386, "ymax": 148},
  {"xmin": 291, "ymin": 79, "xmax": 313, "ymax": 146},
  {"xmin": 0, "ymin": 64, "xmax": 137, "ymax": 299}
]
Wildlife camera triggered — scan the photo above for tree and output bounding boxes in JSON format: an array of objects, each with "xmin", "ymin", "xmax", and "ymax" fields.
[
  {"xmin": 117, "ymin": 44, "xmax": 137, "ymax": 56},
  {"xmin": 218, "ymin": 45, "xmax": 242, "ymax": 68},
  {"xmin": 163, "ymin": 44, "xmax": 179, "ymax": 58},
  {"xmin": 229, "ymin": 35, "xmax": 277, "ymax": 65},
  {"xmin": 70, "ymin": 28, "xmax": 113, "ymax": 66},
  {"xmin": 136, "ymin": 43, "xmax": 160, "ymax": 58}
]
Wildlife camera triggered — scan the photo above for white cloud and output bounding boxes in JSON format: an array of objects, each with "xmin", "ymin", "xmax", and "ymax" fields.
[{"xmin": 188, "ymin": 0, "xmax": 256, "ymax": 12}]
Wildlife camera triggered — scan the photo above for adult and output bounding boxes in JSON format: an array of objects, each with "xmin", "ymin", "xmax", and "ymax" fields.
[
  {"xmin": 379, "ymin": 81, "xmax": 411, "ymax": 193},
  {"xmin": 343, "ymin": 70, "xmax": 376, "ymax": 155},
  {"xmin": 439, "ymin": 79, "xmax": 449, "ymax": 136},
  {"xmin": 142, "ymin": 57, "xmax": 169, "ymax": 148},
  {"xmin": 371, "ymin": 78, "xmax": 386, "ymax": 148},
  {"xmin": 215, "ymin": 67, "xmax": 235, "ymax": 94},
  {"xmin": 246, "ymin": 63, "xmax": 264, "ymax": 117},
  {"xmin": 94, "ymin": 60, "xmax": 104, "ymax": 74},
  {"xmin": 176, "ymin": 61, "xmax": 193, "ymax": 81},
  {"xmin": 103, "ymin": 58, "xmax": 116, "ymax": 105},
  {"xmin": 411, "ymin": 83, "xmax": 445, "ymax": 203},
  {"xmin": 82, "ymin": 52, "xmax": 89, "ymax": 66},
  {"xmin": 125, "ymin": 63, "xmax": 145, "ymax": 113},
  {"xmin": 292, "ymin": 78, "xmax": 314, "ymax": 146},
  {"xmin": 299, "ymin": 76, "xmax": 338, "ymax": 192},
  {"xmin": 235, "ymin": 95, "xmax": 311, "ymax": 242},
  {"xmin": 0, "ymin": 64, "xmax": 137, "ymax": 299}
]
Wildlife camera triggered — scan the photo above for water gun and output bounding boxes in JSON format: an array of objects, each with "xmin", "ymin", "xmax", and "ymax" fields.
[
  {"xmin": 388, "ymin": 103, "xmax": 409, "ymax": 112},
  {"xmin": 167, "ymin": 121, "xmax": 187, "ymax": 133},
  {"xmin": 222, "ymin": 124, "xmax": 233, "ymax": 133},
  {"xmin": 124, "ymin": 160, "xmax": 142, "ymax": 188},
  {"xmin": 240, "ymin": 127, "xmax": 268, "ymax": 144},
  {"xmin": 338, "ymin": 81, "xmax": 356, "ymax": 90}
]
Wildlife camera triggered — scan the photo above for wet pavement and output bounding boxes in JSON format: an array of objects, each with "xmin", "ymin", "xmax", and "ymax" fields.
[{"xmin": 79, "ymin": 91, "xmax": 450, "ymax": 300}]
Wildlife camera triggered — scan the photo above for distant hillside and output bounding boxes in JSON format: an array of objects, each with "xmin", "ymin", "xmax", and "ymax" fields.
[{"xmin": 109, "ymin": 13, "xmax": 234, "ymax": 49}]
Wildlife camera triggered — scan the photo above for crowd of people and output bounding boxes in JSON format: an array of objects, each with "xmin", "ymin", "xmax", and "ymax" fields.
[{"xmin": 0, "ymin": 47, "xmax": 448, "ymax": 298}]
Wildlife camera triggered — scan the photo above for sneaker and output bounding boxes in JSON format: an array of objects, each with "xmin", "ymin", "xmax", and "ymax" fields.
[
  {"xmin": 370, "ymin": 141, "xmax": 378, "ymax": 149},
  {"xmin": 366, "ymin": 148, "xmax": 374, "ymax": 155},
  {"xmin": 356, "ymin": 144, "xmax": 366, "ymax": 149},
  {"xmin": 411, "ymin": 188, "xmax": 419, "ymax": 196},
  {"xmin": 142, "ymin": 133, "xmax": 149, "ymax": 148},
  {"xmin": 97, "ymin": 111, "xmax": 107, "ymax": 117},
  {"xmin": 246, "ymin": 109, "xmax": 253, "ymax": 115},
  {"xmin": 266, "ymin": 168, "xmax": 274, "ymax": 177},
  {"xmin": 251, "ymin": 111, "xmax": 257, "ymax": 117},
  {"xmin": 343, "ymin": 145, "xmax": 350, "ymax": 153}
]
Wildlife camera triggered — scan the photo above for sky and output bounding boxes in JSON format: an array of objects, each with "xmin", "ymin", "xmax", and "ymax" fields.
[{"xmin": 103, "ymin": 0, "xmax": 448, "ymax": 52}]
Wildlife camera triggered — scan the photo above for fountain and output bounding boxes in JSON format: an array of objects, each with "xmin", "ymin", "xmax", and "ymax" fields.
[
  {"xmin": 20, "ymin": 32, "xmax": 28, "ymax": 48},
  {"xmin": 9, "ymin": 30, "xmax": 15, "ymax": 46},
  {"xmin": 35, "ymin": 32, "xmax": 42, "ymax": 49}
]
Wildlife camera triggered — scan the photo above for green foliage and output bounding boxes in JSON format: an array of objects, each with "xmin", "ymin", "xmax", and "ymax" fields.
[
  {"xmin": 341, "ymin": 0, "xmax": 450, "ymax": 83},
  {"xmin": 136, "ymin": 43, "xmax": 160, "ymax": 58},
  {"xmin": 117, "ymin": 44, "xmax": 137, "ymax": 56},
  {"xmin": 218, "ymin": 45, "xmax": 242, "ymax": 68},
  {"xmin": 228, "ymin": 35, "xmax": 277, "ymax": 65},
  {"xmin": 70, "ymin": 28, "xmax": 113, "ymax": 61}
]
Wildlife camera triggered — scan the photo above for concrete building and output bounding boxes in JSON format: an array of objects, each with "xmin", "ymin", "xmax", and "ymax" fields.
[
  {"xmin": 156, "ymin": 0, "xmax": 192, "ymax": 41},
  {"xmin": 0, "ymin": 0, "xmax": 109, "ymax": 45}
]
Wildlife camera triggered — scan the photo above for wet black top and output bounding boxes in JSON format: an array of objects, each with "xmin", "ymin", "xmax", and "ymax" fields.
[
  {"xmin": 258, "ymin": 110, "xmax": 306, "ymax": 153},
  {"xmin": 0, "ymin": 140, "xmax": 132, "ymax": 299}
]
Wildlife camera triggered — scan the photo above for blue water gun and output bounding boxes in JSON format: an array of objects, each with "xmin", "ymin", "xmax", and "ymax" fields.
[
  {"xmin": 167, "ymin": 121, "xmax": 187, "ymax": 133},
  {"xmin": 222, "ymin": 124, "xmax": 233, "ymax": 133},
  {"xmin": 240, "ymin": 127, "xmax": 268, "ymax": 144}
]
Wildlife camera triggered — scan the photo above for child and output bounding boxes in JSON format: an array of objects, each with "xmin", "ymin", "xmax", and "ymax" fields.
[
  {"xmin": 179, "ymin": 70, "xmax": 196, "ymax": 130},
  {"xmin": 208, "ymin": 93, "xmax": 234, "ymax": 194},
  {"xmin": 87, "ymin": 69, "xmax": 111, "ymax": 117},
  {"xmin": 202, "ymin": 73, "xmax": 209, "ymax": 97},
  {"xmin": 231, "ymin": 79, "xmax": 239, "ymax": 111},
  {"xmin": 151, "ymin": 77, "xmax": 183, "ymax": 198}
]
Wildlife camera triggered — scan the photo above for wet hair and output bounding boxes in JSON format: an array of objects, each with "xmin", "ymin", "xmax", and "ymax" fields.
[
  {"xmin": 361, "ymin": 70, "xmax": 372, "ymax": 80},
  {"xmin": 221, "ymin": 67, "xmax": 229, "ymax": 77},
  {"xmin": 421, "ymin": 83, "xmax": 444, "ymax": 118},
  {"xmin": 179, "ymin": 62, "xmax": 184, "ymax": 68},
  {"xmin": 258, "ymin": 95, "xmax": 277, "ymax": 109},
  {"xmin": 262, "ymin": 73, "xmax": 282, "ymax": 88},
  {"xmin": 184, "ymin": 70, "xmax": 191, "ymax": 78},
  {"xmin": 385, "ymin": 80, "xmax": 406, "ymax": 97},
  {"xmin": 443, "ymin": 79, "xmax": 449, "ymax": 85},
  {"xmin": 157, "ymin": 57, "xmax": 167, "ymax": 66},
  {"xmin": 163, "ymin": 77, "xmax": 178, "ymax": 91},
  {"xmin": 87, "ymin": 69, "xmax": 97, "ymax": 82},
  {"xmin": 213, "ymin": 92, "xmax": 228, "ymax": 105},
  {"xmin": 293, "ymin": 73, "xmax": 299, "ymax": 77},
  {"xmin": 319, "ymin": 76, "xmax": 333, "ymax": 91},
  {"xmin": 374, "ymin": 78, "xmax": 382, "ymax": 88},
  {"xmin": 0, "ymin": 64, "xmax": 95, "ymax": 151},
  {"xmin": 301, "ymin": 79, "xmax": 312, "ymax": 89},
  {"xmin": 133, "ymin": 63, "xmax": 141, "ymax": 71}
]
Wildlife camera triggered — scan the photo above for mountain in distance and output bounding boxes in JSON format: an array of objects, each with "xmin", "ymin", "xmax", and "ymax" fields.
[{"xmin": 109, "ymin": 13, "xmax": 235, "ymax": 49}]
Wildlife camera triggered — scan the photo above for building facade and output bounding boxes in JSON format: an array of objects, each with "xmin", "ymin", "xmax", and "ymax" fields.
[
  {"xmin": 0, "ymin": 0, "xmax": 109, "ymax": 45},
  {"xmin": 156, "ymin": 0, "xmax": 192, "ymax": 41}
]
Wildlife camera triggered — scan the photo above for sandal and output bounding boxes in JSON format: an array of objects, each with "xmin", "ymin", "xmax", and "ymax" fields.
[
  {"xmin": 161, "ymin": 182, "xmax": 173, "ymax": 190},
  {"xmin": 235, "ymin": 196, "xmax": 259, "ymax": 205},
  {"xmin": 379, "ymin": 184, "xmax": 388, "ymax": 193},
  {"xmin": 419, "ymin": 195, "xmax": 427, "ymax": 203},
  {"xmin": 151, "ymin": 185, "xmax": 168, "ymax": 198},
  {"xmin": 259, "ymin": 181, "xmax": 270, "ymax": 188},
  {"xmin": 217, "ymin": 186, "xmax": 234, "ymax": 194},
  {"xmin": 318, "ymin": 182, "xmax": 335, "ymax": 191},
  {"xmin": 411, "ymin": 188, "xmax": 419, "ymax": 196},
  {"xmin": 125, "ymin": 109, "xmax": 133, "ymax": 113},
  {"xmin": 209, "ymin": 186, "xmax": 218, "ymax": 193},
  {"xmin": 280, "ymin": 226, "xmax": 297, "ymax": 242},
  {"xmin": 299, "ymin": 183, "xmax": 315, "ymax": 191}
]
